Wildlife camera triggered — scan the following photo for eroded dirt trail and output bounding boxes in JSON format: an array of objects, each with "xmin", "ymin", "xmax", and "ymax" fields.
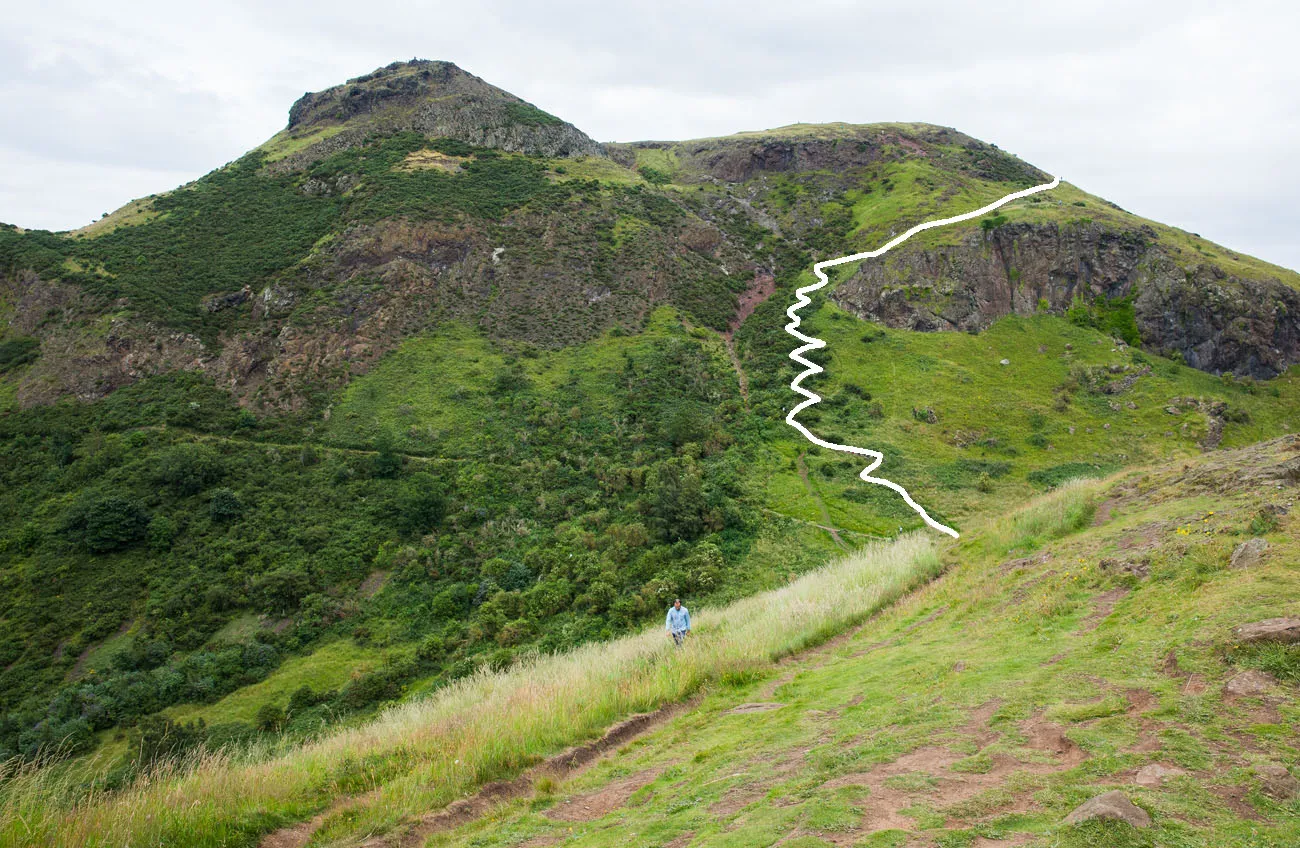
[{"xmin": 261, "ymin": 701, "xmax": 694, "ymax": 848}]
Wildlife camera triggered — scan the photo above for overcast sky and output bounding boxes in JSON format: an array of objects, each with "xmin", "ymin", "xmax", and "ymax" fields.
[{"xmin": 3, "ymin": 0, "xmax": 1297, "ymax": 270}]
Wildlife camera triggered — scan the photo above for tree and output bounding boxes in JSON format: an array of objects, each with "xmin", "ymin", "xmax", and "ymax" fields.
[
  {"xmin": 645, "ymin": 457, "xmax": 708, "ymax": 541},
  {"xmin": 371, "ymin": 431, "xmax": 402, "ymax": 478},
  {"xmin": 60, "ymin": 495, "xmax": 150, "ymax": 552},
  {"xmin": 254, "ymin": 568, "xmax": 311, "ymax": 616},
  {"xmin": 208, "ymin": 488, "xmax": 243, "ymax": 521},
  {"xmin": 152, "ymin": 443, "xmax": 223, "ymax": 495},
  {"xmin": 254, "ymin": 703, "xmax": 285, "ymax": 732},
  {"xmin": 395, "ymin": 473, "xmax": 446, "ymax": 536},
  {"xmin": 132, "ymin": 715, "xmax": 205, "ymax": 767}
]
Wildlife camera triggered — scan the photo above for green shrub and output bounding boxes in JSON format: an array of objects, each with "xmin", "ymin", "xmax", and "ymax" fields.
[
  {"xmin": 255, "ymin": 703, "xmax": 285, "ymax": 732},
  {"xmin": 504, "ymin": 102, "xmax": 563, "ymax": 127},
  {"xmin": 1026, "ymin": 462, "xmax": 1113, "ymax": 488},
  {"xmin": 152, "ymin": 443, "xmax": 224, "ymax": 495},
  {"xmin": 637, "ymin": 166, "xmax": 672, "ymax": 185},
  {"xmin": 131, "ymin": 715, "xmax": 206, "ymax": 766},
  {"xmin": 208, "ymin": 487, "xmax": 243, "ymax": 521},
  {"xmin": 395, "ymin": 473, "xmax": 447, "ymax": 536},
  {"xmin": 0, "ymin": 337, "xmax": 40, "ymax": 371},
  {"xmin": 60, "ymin": 495, "xmax": 150, "ymax": 552}
]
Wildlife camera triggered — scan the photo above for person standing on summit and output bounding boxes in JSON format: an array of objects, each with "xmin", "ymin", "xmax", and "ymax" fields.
[{"xmin": 665, "ymin": 598, "xmax": 691, "ymax": 647}]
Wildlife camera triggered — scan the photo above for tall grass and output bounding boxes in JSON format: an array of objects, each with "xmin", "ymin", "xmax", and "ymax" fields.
[
  {"xmin": 983, "ymin": 477, "xmax": 1100, "ymax": 555},
  {"xmin": 0, "ymin": 535, "xmax": 939, "ymax": 847}
]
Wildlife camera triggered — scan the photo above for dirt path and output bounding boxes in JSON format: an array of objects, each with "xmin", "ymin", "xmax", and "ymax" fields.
[
  {"xmin": 759, "ymin": 508, "xmax": 882, "ymax": 543},
  {"xmin": 796, "ymin": 453, "xmax": 849, "ymax": 551},
  {"xmin": 260, "ymin": 701, "xmax": 694, "ymax": 848},
  {"xmin": 722, "ymin": 335, "xmax": 750, "ymax": 407},
  {"xmin": 719, "ymin": 272, "xmax": 774, "ymax": 410}
]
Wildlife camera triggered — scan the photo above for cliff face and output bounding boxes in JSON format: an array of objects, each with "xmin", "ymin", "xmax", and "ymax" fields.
[{"xmin": 832, "ymin": 221, "xmax": 1300, "ymax": 378}]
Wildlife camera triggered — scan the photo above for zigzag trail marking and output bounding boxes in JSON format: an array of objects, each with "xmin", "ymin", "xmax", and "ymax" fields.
[{"xmin": 785, "ymin": 175, "xmax": 1061, "ymax": 539}]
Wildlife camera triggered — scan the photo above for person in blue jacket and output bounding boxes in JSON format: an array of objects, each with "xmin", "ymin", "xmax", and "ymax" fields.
[{"xmin": 665, "ymin": 598, "xmax": 691, "ymax": 646}]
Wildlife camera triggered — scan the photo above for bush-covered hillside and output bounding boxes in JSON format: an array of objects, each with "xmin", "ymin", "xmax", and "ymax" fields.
[{"xmin": 2, "ymin": 58, "xmax": 1299, "ymax": 794}]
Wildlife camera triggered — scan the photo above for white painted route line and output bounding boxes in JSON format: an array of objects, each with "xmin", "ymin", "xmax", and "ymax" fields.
[{"xmin": 784, "ymin": 175, "xmax": 1061, "ymax": 539}]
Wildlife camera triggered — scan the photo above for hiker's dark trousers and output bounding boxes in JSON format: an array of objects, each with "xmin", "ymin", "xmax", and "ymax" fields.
[{"xmin": 671, "ymin": 630, "xmax": 688, "ymax": 647}]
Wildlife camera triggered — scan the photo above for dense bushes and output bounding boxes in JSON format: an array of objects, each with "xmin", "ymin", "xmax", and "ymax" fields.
[
  {"xmin": 152, "ymin": 443, "xmax": 224, "ymax": 495},
  {"xmin": 0, "ymin": 314, "xmax": 766, "ymax": 766},
  {"xmin": 1026, "ymin": 462, "xmax": 1114, "ymax": 488},
  {"xmin": 70, "ymin": 156, "xmax": 342, "ymax": 335},
  {"xmin": 59, "ymin": 495, "xmax": 150, "ymax": 552}
]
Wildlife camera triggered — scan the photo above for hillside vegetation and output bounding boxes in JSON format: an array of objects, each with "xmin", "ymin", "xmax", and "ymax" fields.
[
  {"xmin": 362, "ymin": 440, "xmax": 1300, "ymax": 848},
  {"xmin": 8, "ymin": 437, "xmax": 1296, "ymax": 847},
  {"xmin": 0, "ymin": 59, "xmax": 1298, "ymax": 845}
]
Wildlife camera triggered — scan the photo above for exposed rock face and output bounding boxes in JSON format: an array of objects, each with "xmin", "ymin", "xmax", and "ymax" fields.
[
  {"xmin": 832, "ymin": 221, "xmax": 1300, "ymax": 378},
  {"xmin": 1064, "ymin": 790, "xmax": 1152, "ymax": 828},
  {"xmin": 613, "ymin": 124, "xmax": 1048, "ymax": 186},
  {"xmin": 1232, "ymin": 618, "xmax": 1300, "ymax": 644},
  {"xmin": 274, "ymin": 60, "xmax": 604, "ymax": 169},
  {"xmin": 0, "ymin": 271, "xmax": 208, "ymax": 405},
  {"xmin": 187, "ymin": 208, "xmax": 747, "ymax": 408}
]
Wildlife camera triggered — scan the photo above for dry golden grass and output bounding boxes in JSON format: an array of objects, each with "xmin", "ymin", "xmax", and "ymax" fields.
[{"xmin": 1, "ymin": 534, "xmax": 941, "ymax": 847}]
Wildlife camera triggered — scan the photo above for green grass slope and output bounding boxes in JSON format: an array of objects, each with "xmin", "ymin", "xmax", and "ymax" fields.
[
  {"xmin": 406, "ymin": 438, "xmax": 1300, "ymax": 848},
  {"xmin": 4, "ymin": 95, "xmax": 1300, "ymax": 803}
]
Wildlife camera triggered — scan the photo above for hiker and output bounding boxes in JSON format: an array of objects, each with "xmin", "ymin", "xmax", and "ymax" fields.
[{"xmin": 665, "ymin": 598, "xmax": 691, "ymax": 646}]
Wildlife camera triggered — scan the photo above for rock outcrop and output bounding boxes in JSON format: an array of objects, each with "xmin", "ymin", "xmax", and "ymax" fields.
[
  {"xmin": 1232, "ymin": 618, "xmax": 1300, "ymax": 644},
  {"xmin": 1064, "ymin": 790, "xmax": 1152, "ymax": 828},
  {"xmin": 271, "ymin": 60, "xmax": 604, "ymax": 170},
  {"xmin": 1255, "ymin": 763, "xmax": 1300, "ymax": 800},
  {"xmin": 1230, "ymin": 538, "xmax": 1269, "ymax": 569},
  {"xmin": 832, "ymin": 221, "xmax": 1300, "ymax": 379},
  {"xmin": 1224, "ymin": 670, "xmax": 1277, "ymax": 696}
]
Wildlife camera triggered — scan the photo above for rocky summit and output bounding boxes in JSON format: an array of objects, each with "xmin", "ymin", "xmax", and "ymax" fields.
[{"xmin": 275, "ymin": 59, "xmax": 604, "ymax": 169}]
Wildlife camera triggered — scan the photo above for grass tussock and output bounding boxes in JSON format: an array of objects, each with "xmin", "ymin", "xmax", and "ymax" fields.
[
  {"xmin": 0, "ymin": 535, "xmax": 939, "ymax": 847},
  {"xmin": 984, "ymin": 477, "xmax": 1100, "ymax": 555}
]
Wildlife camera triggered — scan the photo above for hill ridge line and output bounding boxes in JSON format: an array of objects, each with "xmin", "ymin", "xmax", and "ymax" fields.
[{"xmin": 784, "ymin": 175, "xmax": 1062, "ymax": 538}]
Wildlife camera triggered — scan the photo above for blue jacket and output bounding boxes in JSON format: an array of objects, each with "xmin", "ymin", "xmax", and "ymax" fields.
[{"xmin": 666, "ymin": 605, "xmax": 691, "ymax": 633}]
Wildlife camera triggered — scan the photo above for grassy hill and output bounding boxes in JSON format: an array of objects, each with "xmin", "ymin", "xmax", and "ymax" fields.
[
  {"xmin": 411, "ymin": 438, "xmax": 1300, "ymax": 848},
  {"xmin": 5, "ymin": 438, "xmax": 1296, "ymax": 846},
  {"xmin": 1, "ymin": 59, "xmax": 1300, "ymax": 843}
]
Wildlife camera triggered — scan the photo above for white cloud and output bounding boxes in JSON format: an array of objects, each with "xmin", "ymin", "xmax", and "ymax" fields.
[{"xmin": 3, "ymin": 0, "xmax": 1297, "ymax": 270}]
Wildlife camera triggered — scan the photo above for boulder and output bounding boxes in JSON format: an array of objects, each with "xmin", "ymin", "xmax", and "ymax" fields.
[
  {"xmin": 1224, "ymin": 670, "xmax": 1277, "ymax": 696},
  {"xmin": 1255, "ymin": 763, "xmax": 1300, "ymax": 800},
  {"xmin": 1134, "ymin": 763, "xmax": 1186, "ymax": 786},
  {"xmin": 1065, "ymin": 790, "xmax": 1152, "ymax": 828},
  {"xmin": 1233, "ymin": 618, "xmax": 1300, "ymax": 645},
  {"xmin": 1229, "ymin": 538, "xmax": 1268, "ymax": 569}
]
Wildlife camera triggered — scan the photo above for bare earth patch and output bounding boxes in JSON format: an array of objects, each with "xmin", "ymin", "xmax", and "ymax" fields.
[
  {"xmin": 263, "ymin": 702, "xmax": 690, "ymax": 848},
  {"xmin": 543, "ymin": 768, "xmax": 662, "ymax": 822},
  {"xmin": 1076, "ymin": 587, "xmax": 1130, "ymax": 633},
  {"xmin": 728, "ymin": 702, "xmax": 786, "ymax": 714},
  {"xmin": 814, "ymin": 703, "xmax": 1088, "ymax": 840}
]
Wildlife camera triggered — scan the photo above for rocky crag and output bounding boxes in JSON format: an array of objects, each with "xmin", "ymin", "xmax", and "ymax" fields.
[
  {"xmin": 3, "ymin": 62, "xmax": 1299, "ymax": 412},
  {"xmin": 833, "ymin": 220, "xmax": 1300, "ymax": 378}
]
